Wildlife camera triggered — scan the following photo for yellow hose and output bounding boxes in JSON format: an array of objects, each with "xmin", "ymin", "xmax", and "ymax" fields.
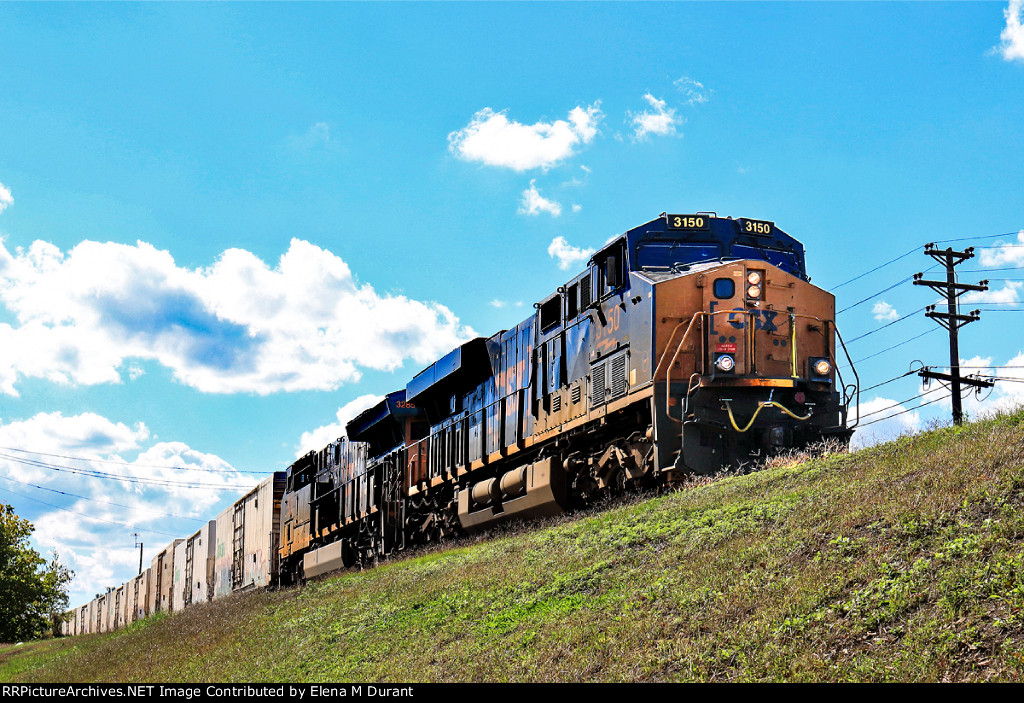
[{"xmin": 724, "ymin": 400, "xmax": 813, "ymax": 433}]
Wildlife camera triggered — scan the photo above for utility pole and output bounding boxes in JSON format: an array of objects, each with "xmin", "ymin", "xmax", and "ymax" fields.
[
  {"xmin": 913, "ymin": 244, "xmax": 994, "ymax": 424},
  {"xmin": 134, "ymin": 533, "xmax": 144, "ymax": 575}
]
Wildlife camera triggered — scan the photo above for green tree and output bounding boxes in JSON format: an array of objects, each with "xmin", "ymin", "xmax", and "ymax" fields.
[{"xmin": 0, "ymin": 502, "xmax": 73, "ymax": 641}]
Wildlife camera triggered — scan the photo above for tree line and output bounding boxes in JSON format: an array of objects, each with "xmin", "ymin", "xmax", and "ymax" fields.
[{"xmin": 0, "ymin": 502, "xmax": 73, "ymax": 642}]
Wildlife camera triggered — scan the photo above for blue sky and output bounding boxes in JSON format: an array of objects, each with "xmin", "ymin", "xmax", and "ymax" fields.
[{"xmin": 1, "ymin": 2, "xmax": 1022, "ymax": 606}]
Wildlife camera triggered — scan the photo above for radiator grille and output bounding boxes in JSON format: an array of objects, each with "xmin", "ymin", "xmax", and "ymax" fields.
[
  {"xmin": 591, "ymin": 362, "xmax": 606, "ymax": 405},
  {"xmin": 609, "ymin": 353, "xmax": 628, "ymax": 399},
  {"xmin": 580, "ymin": 274, "xmax": 592, "ymax": 309}
]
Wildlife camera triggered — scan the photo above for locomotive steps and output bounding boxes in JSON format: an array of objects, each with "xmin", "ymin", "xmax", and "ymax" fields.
[{"xmin": 5, "ymin": 408, "xmax": 1024, "ymax": 682}]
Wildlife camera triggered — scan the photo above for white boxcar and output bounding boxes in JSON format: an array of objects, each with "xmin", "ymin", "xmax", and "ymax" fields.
[
  {"xmin": 84, "ymin": 599, "xmax": 95, "ymax": 635},
  {"xmin": 89, "ymin": 597, "xmax": 100, "ymax": 634},
  {"xmin": 95, "ymin": 592, "xmax": 108, "ymax": 633},
  {"xmin": 125, "ymin": 569, "xmax": 151, "ymax": 625},
  {"xmin": 111, "ymin": 584, "xmax": 126, "ymax": 631},
  {"xmin": 149, "ymin": 539, "xmax": 183, "ymax": 613},
  {"xmin": 214, "ymin": 473, "xmax": 286, "ymax": 598},
  {"xmin": 172, "ymin": 520, "xmax": 217, "ymax": 611}
]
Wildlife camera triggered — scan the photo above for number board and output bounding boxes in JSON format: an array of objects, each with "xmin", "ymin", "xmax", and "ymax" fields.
[
  {"xmin": 666, "ymin": 214, "xmax": 711, "ymax": 231},
  {"xmin": 738, "ymin": 218, "xmax": 775, "ymax": 236}
]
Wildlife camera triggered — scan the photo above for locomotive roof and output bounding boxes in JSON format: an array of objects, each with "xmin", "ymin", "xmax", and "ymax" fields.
[
  {"xmin": 346, "ymin": 389, "xmax": 422, "ymax": 445},
  {"xmin": 622, "ymin": 214, "xmax": 808, "ymax": 281}
]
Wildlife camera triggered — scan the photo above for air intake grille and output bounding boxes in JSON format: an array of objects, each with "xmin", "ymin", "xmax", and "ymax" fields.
[
  {"xmin": 591, "ymin": 362, "xmax": 606, "ymax": 405},
  {"xmin": 580, "ymin": 274, "xmax": 592, "ymax": 309},
  {"xmin": 552, "ymin": 394, "xmax": 562, "ymax": 412},
  {"xmin": 609, "ymin": 353, "xmax": 628, "ymax": 399},
  {"xmin": 571, "ymin": 385, "xmax": 582, "ymax": 404}
]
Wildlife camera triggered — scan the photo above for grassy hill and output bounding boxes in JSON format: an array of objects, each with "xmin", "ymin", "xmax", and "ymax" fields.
[{"xmin": 3, "ymin": 409, "xmax": 1024, "ymax": 683}]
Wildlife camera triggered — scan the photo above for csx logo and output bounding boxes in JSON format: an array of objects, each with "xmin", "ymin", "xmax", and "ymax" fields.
[{"xmin": 709, "ymin": 303, "xmax": 781, "ymax": 334}]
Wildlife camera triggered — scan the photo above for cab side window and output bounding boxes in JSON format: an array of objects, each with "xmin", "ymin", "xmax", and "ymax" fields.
[{"xmin": 596, "ymin": 241, "xmax": 627, "ymax": 297}]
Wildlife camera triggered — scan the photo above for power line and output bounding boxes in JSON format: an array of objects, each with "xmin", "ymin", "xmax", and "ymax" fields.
[
  {"xmin": 837, "ymin": 263, "xmax": 944, "ymax": 316},
  {"xmin": 857, "ymin": 368, "xmax": 922, "ymax": 394},
  {"xmin": 960, "ymin": 300, "xmax": 1024, "ymax": 305},
  {"xmin": 832, "ymin": 245, "xmax": 921, "ymax": 290},
  {"xmin": 850, "ymin": 328, "xmax": 941, "ymax": 365},
  {"xmin": 831, "ymin": 229, "xmax": 1022, "ymax": 292},
  {"xmin": 0, "ymin": 445, "xmax": 272, "ymax": 474},
  {"xmin": 962, "ymin": 266, "xmax": 1024, "ymax": 273},
  {"xmin": 0, "ymin": 474, "xmax": 205, "ymax": 523},
  {"xmin": 0, "ymin": 452, "xmax": 255, "ymax": 491},
  {"xmin": 933, "ymin": 230, "xmax": 1023, "ymax": 245},
  {"xmin": 860, "ymin": 385, "xmax": 948, "ymax": 420},
  {"xmin": 837, "ymin": 274, "xmax": 915, "ymax": 315},
  {"xmin": 859, "ymin": 391, "xmax": 951, "ymax": 428},
  {"xmin": 0, "ymin": 485, "xmax": 183, "ymax": 538},
  {"xmin": 846, "ymin": 306, "xmax": 928, "ymax": 344}
]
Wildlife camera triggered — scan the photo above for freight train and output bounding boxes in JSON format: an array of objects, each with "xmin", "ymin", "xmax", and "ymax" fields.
[{"xmin": 63, "ymin": 212, "xmax": 858, "ymax": 635}]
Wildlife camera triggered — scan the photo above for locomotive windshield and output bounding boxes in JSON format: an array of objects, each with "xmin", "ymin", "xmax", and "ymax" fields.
[{"xmin": 624, "ymin": 214, "xmax": 808, "ymax": 281}]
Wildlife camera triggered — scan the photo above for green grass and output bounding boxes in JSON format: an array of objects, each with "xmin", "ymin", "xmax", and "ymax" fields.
[{"xmin": 4, "ymin": 409, "xmax": 1024, "ymax": 682}]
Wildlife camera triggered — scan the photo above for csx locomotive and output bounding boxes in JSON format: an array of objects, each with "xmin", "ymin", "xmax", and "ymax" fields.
[
  {"xmin": 278, "ymin": 212, "xmax": 858, "ymax": 582},
  {"xmin": 63, "ymin": 212, "xmax": 859, "ymax": 635}
]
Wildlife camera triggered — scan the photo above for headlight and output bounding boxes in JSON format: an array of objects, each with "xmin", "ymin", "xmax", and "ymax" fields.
[
  {"xmin": 746, "ymin": 284, "xmax": 761, "ymax": 298},
  {"xmin": 715, "ymin": 354, "xmax": 735, "ymax": 372},
  {"xmin": 813, "ymin": 359, "xmax": 831, "ymax": 376},
  {"xmin": 747, "ymin": 271, "xmax": 761, "ymax": 285}
]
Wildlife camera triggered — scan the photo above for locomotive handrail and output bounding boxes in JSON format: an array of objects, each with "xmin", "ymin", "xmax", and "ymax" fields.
[
  {"xmin": 661, "ymin": 312, "xmax": 704, "ymax": 423},
  {"xmin": 833, "ymin": 324, "xmax": 860, "ymax": 430},
  {"xmin": 784, "ymin": 313, "xmax": 860, "ymax": 432}
]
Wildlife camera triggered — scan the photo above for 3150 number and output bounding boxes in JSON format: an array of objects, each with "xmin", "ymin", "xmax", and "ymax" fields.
[
  {"xmin": 740, "ymin": 219, "xmax": 774, "ymax": 236},
  {"xmin": 667, "ymin": 214, "xmax": 710, "ymax": 230}
]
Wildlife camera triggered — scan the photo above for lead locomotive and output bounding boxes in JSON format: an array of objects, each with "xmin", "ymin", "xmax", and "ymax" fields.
[{"xmin": 278, "ymin": 212, "xmax": 858, "ymax": 582}]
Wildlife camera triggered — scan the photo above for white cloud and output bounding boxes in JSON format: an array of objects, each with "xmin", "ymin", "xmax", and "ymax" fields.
[
  {"xmin": 0, "ymin": 182, "xmax": 12, "ymax": 214},
  {"xmin": 489, "ymin": 299, "xmax": 506, "ymax": 309},
  {"xmin": 872, "ymin": 300, "xmax": 900, "ymax": 321},
  {"xmin": 518, "ymin": 180, "xmax": 562, "ymax": 217},
  {"xmin": 963, "ymin": 280, "xmax": 1022, "ymax": 305},
  {"xmin": 997, "ymin": 0, "xmax": 1024, "ymax": 62},
  {"xmin": 949, "ymin": 351, "xmax": 1024, "ymax": 419},
  {"xmin": 629, "ymin": 94, "xmax": 682, "ymax": 140},
  {"xmin": 674, "ymin": 76, "xmax": 712, "ymax": 105},
  {"xmin": 448, "ymin": 103, "xmax": 603, "ymax": 171},
  {"xmin": 285, "ymin": 121, "xmax": 333, "ymax": 152},
  {"xmin": 0, "ymin": 238, "xmax": 475, "ymax": 396},
  {"xmin": 297, "ymin": 393, "xmax": 384, "ymax": 457},
  {"xmin": 852, "ymin": 396, "xmax": 924, "ymax": 449},
  {"xmin": 978, "ymin": 230, "xmax": 1024, "ymax": 267},
  {"xmin": 572, "ymin": 204, "xmax": 582, "ymax": 213},
  {"xmin": 547, "ymin": 236, "xmax": 595, "ymax": 271},
  {"xmin": 0, "ymin": 410, "xmax": 255, "ymax": 607}
]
